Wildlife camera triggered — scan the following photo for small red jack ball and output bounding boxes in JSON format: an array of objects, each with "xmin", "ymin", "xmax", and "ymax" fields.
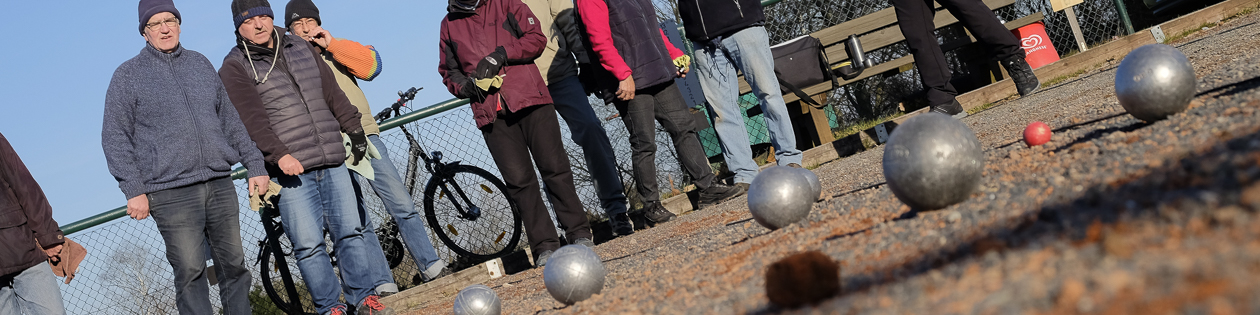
[{"xmin": 1024, "ymin": 121, "xmax": 1052, "ymax": 147}]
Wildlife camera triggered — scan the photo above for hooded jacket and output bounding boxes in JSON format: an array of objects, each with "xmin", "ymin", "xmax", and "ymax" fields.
[
  {"xmin": 219, "ymin": 28, "xmax": 364, "ymax": 175},
  {"xmin": 676, "ymin": 0, "xmax": 766, "ymax": 43},
  {"xmin": 439, "ymin": 0, "xmax": 552, "ymax": 128},
  {"xmin": 0, "ymin": 132, "xmax": 64, "ymax": 277}
]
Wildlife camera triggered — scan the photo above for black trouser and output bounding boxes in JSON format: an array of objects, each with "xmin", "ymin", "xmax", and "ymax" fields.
[
  {"xmin": 611, "ymin": 81, "xmax": 716, "ymax": 203},
  {"xmin": 893, "ymin": 0, "xmax": 1025, "ymax": 106},
  {"xmin": 481, "ymin": 104, "xmax": 592, "ymax": 255}
]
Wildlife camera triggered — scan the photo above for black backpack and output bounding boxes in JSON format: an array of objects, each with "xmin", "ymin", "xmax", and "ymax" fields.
[{"xmin": 771, "ymin": 35, "xmax": 839, "ymax": 108}]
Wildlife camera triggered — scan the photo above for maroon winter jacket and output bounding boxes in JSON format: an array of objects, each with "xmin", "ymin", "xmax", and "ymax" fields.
[
  {"xmin": 439, "ymin": 0, "xmax": 552, "ymax": 128},
  {"xmin": 0, "ymin": 132, "xmax": 64, "ymax": 277}
]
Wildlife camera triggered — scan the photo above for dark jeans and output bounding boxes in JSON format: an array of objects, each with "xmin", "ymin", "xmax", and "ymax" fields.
[
  {"xmin": 611, "ymin": 81, "xmax": 716, "ymax": 203},
  {"xmin": 548, "ymin": 76, "xmax": 629, "ymax": 216},
  {"xmin": 148, "ymin": 177, "xmax": 251, "ymax": 315},
  {"xmin": 481, "ymin": 104, "xmax": 592, "ymax": 255},
  {"xmin": 893, "ymin": 0, "xmax": 1024, "ymax": 106}
]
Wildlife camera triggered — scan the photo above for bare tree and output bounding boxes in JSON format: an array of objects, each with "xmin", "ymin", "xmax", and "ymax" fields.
[{"xmin": 101, "ymin": 241, "xmax": 177, "ymax": 315}]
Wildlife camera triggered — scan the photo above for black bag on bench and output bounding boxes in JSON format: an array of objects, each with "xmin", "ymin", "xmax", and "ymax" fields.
[{"xmin": 771, "ymin": 35, "xmax": 839, "ymax": 108}]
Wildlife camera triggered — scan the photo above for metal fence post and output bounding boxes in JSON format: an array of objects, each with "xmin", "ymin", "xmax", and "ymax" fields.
[{"xmin": 1114, "ymin": 0, "xmax": 1137, "ymax": 35}]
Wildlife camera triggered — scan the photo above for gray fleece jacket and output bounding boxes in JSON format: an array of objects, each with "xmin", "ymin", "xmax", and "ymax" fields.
[{"xmin": 102, "ymin": 44, "xmax": 268, "ymax": 199}]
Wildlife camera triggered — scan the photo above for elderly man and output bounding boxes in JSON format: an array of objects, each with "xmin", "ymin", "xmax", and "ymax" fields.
[
  {"xmin": 101, "ymin": 0, "xmax": 268, "ymax": 313},
  {"xmin": 284, "ymin": 0, "xmax": 451, "ymax": 290},
  {"xmin": 1, "ymin": 132, "xmax": 67, "ymax": 314},
  {"xmin": 217, "ymin": 0, "xmax": 395, "ymax": 314}
]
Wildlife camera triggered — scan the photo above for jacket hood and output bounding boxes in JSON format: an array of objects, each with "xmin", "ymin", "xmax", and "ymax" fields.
[{"xmin": 447, "ymin": 0, "xmax": 482, "ymax": 14}]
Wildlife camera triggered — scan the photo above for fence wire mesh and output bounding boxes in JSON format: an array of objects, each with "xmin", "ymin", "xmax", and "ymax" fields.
[{"xmin": 60, "ymin": 0, "xmax": 1161, "ymax": 313}]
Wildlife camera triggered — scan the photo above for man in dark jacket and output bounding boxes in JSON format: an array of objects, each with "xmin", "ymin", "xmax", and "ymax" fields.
[
  {"xmin": 0, "ymin": 132, "xmax": 66, "ymax": 314},
  {"xmin": 576, "ymin": 0, "xmax": 745, "ymax": 225},
  {"xmin": 439, "ymin": 0, "xmax": 594, "ymax": 266},
  {"xmin": 676, "ymin": 0, "xmax": 805, "ymax": 187},
  {"xmin": 101, "ymin": 1, "xmax": 268, "ymax": 313},
  {"xmin": 217, "ymin": 0, "xmax": 395, "ymax": 314}
]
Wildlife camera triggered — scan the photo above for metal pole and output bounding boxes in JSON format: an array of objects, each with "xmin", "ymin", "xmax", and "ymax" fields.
[{"xmin": 1113, "ymin": 0, "xmax": 1136, "ymax": 35}]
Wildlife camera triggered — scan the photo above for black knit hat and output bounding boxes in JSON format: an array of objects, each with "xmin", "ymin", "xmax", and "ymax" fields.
[
  {"xmin": 138, "ymin": 0, "xmax": 181, "ymax": 34},
  {"xmin": 231, "ymin": 0, "xmax": 274, "ymax": 29},
  {"xmin": 284, "ymin": 0, "xmax": 320, "ymax": 28}
]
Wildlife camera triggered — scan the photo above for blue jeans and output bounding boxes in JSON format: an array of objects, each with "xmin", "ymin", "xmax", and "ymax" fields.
[
  {"xmin": 548, "ymin": 76, "xmax": 629, "ymax": 216},
  {"xmin": 149, "ymin": 177, "xmax": 251, "ymax": 314},
  {"xmin": 693, "ymin": 26, "xmax": 804, "ymax": 183},
  {"xmin": 0, "ymin": 263, "xmax": 65, "ymax": 315},
  {"xmin": 274, "ymin": 165, "xmax": 376, "ymax": 313},
  {"xmin": 351, "ymin": 135, "xmax": 444, "ymax": 276}
]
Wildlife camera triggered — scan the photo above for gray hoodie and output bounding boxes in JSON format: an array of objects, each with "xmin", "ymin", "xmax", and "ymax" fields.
[{"xmin": 102, "ymin": 44, "xmax": 267, "ymax": 199}]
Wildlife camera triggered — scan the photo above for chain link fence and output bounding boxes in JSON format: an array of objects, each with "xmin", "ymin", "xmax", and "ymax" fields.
[{"xmin": 59, "ymin": 0, "xmax": 1171, "ymax": 313}]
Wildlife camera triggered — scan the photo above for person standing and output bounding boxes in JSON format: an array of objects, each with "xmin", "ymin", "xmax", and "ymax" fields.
[
  {"xmin": 675, "ymin": 0, "xmax": 805, "ymax": 188},
  {"xmin": 521, "ymin": 0, "xmax": 634, "ymax": 237},
  {"xmin": 893, "ymin": 0, "xmax": 1040, "ymax": 117},
  {"xmin": 101, "ymin": 1, "xmax": 266, "ymax": 313},
  {"xmin": 1, "ymin": 132, "xmax": 66, "ymax": 314},
  {"xmin": 283, "ymin": 0, "xmax": 451, "ymax": 290},
  {"xmin": 439, "ymin": 0, "xmax": 595, "ymax": 266},
  {"xmin": 217, "ymin": 0, "xmax": 395, "ymax": 314},
  {"xmin": 575, "ymin": 0, "xmax": 745, "ymax": 225}
]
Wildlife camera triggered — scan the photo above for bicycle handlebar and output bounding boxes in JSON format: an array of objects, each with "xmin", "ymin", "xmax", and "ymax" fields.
[{"xmin": 374, "ymin": 87, "xmax": 423, "ymax": 122}]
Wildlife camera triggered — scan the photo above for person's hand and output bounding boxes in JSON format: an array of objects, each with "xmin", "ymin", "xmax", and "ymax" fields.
[
  {"xmin": 474, "ymin": 46, "xmax": 508, "ymax": 79},
  {"xmin": 308, "ymin": 26, "xmax": 333, "ymax": 49},
  {"xmin": 678, "ymin": 66, "xmax": 690, "ymax": 78},
  {"xmin": 347, "ymin": 131, "xmax": 368, "ymax": 165},
  {"xmin": 673, "ymin": 55, "xmax": 691, "ymax": 78},
  {"xmin": 248, "ymin": 176, "xmax": 270, "ymax": 197},
  {"xmin": 43, "ymin": 244, "xmax": 63, "ymax": 259},
  {"xmin": 616, "ymin": 76, "xmax": 636, "ymax": 101},
  {"xmin": 278, "ymin": 154, "xmax": 305, "ymax": 175},
  {"xmin": 127, "ymin": 194, "xmax": 150, "ymax": 220}
]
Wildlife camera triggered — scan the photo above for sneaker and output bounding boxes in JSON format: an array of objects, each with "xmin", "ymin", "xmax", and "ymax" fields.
[
  {"xmin": 610, "ymin": 213, "xmax": 635, "ymax": 236},
  {"xmin": 698, "ymin": 184, "xmax": 746, "ymax": 208},
  {"xmin": 929, "ymin": 99, "xmax": 968, "ymax": 119},
  {"xmin": 327, "ymin": 305, "xmax": 348, "ymax": 315},
  {"xmin": 356, "ymin": 295, "xmax": 395, "ymax": 315},
  {"xmin": 1001, "ymin": 55, "xmax": 1041, "ymax": 97},
  {"xmin": 572, "ymin": 237, "xmax": 595, "ymax": 248},
  {"xmin": 535, "ymin": 249, "xmax": 554, "ymax": 267},
  {"xmin": 421, "ymin": 260, "xmax": 451, "ymax": 283},
  {"xmin": 643, "ymin": 201, "xmax": 676, "ymax": 224}
]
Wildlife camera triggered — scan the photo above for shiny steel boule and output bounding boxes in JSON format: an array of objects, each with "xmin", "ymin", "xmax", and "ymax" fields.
[
  {"xmin": 453, "ymin": 284, "xmax": 501, "ymax": 315},
  {"xmin": 794, "ymin": 167, "xmax": 823, "ymax": 201},
  {"xmin": 543, "ymin": 245, "xmax": 606, "ymax": 305},
  {"xmin": 747, "ymin": 166, "xmax": 815, "ymax": 229},
  {"xmin": 882, "ymin": 113, "xmax": 984, "ymax": 210},
  {"xmin": 1115, "ymin": 44, "xmax": 1196, "ymax": 122}
]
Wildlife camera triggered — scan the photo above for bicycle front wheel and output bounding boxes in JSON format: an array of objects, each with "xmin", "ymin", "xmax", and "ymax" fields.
[{"xmin": 424, "ymin": 164, "xmax": 523, "ymax": 260}]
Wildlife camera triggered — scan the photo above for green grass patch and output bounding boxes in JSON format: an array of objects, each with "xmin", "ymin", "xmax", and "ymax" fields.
[
  {"xmin": 832, "ymin": 113, "xmax": 903, "ymax": 142},
  {"xmin": 1166, "ymin": 22, "xmax": 1217, "ymax": 43},
  {"xmin": 1044, "ymin": 69, "xmax": 1087, "ymax": 87},
  {"xmin": 967, "ymin": 101, "xmax": 1000, "ymax": 115}
]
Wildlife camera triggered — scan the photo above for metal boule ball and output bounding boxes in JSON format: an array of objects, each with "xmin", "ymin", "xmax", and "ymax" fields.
[
  {"xmin": 882, "ymin": 113, "xmax": 984, "ymax": 210},
  {"xmin": 793, "ymin": 167, "xmax": 823, "ymax": 202},
  {"xmin": 453, "ymin": 284, "xmax": 501, "ymax": 315},
  {"xmin": 747, "ymin": 166, "xmax": 815, "ymax": 230},
  {"xmin": 543, "ymin": 245, "xmax": 606, "ymax": 305},
  {"xmin": 1115, "ymin": 44, "xmax": 1196, "ymax": 122}
]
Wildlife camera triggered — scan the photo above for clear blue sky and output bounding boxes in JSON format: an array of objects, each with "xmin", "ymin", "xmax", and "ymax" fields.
[{"xmin": 0, "ymin": 1, "xmax": 457, "ymax": 225}]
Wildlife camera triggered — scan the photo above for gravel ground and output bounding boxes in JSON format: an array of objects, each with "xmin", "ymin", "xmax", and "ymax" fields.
[{"xmin": 405, "ymin": 10, "xmax": 1260, "ymax": 315}]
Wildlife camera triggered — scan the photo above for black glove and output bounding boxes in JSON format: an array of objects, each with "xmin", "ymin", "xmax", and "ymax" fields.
[
  {"xmin": 460, "ymin": 77, "xmax": 486, "ymax": 101},
  {"xmin": 474, "ymin": 46, "xmax": 508, "ymax": 79},
  {"xmin": 347, "ymin": 130, "xmax": 368, "ymax": 165}
]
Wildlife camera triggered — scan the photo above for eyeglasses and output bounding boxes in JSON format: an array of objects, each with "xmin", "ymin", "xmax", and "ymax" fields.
[
  {"xmin": 291, "ymin": 18, "xmax": 319, "ymax": 29},
  {"xmin": 145, "ymin": 17, "xmax": 180, "ymax": 31}
]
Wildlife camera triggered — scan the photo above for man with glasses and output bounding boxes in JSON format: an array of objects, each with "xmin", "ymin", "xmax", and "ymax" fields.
[
  {"xmin": 283, "ymin": 0, "xmax": 452, "ymax": 291},
  {"xmin": 217, "ymin": 0, "xmax": 396, "ymax": 314},
  {"xmin": 102, "ymin": 0, "xmax": 268, "ymax": 313}
]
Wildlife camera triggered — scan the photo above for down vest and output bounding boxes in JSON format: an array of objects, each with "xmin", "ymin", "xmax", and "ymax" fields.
[
  {"xmin": 220, "ymin": 28, "xmax": 363, "ymax": 176},
  {"xmin": 439, "ymin": 0, "xmax": 552, "ymax": 128}
]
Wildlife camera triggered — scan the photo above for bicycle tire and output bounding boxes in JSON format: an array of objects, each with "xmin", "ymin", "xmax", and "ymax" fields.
[
  {"xmin": 259, "ymin": 234, "xmax": 314, "ymax": 314},
  {"xmin": 423, "ymin": 164, "xmax": 523, "ymax": 260}
]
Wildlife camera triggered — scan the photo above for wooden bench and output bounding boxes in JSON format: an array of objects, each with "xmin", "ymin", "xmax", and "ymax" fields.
[{"xmin": 734, "ymin": 0, "xmax": 1045, "ymax": 146}]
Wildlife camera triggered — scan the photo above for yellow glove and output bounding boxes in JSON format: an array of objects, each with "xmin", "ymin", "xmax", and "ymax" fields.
[
  {"xmin": 475, "ymin": 75, "xmax": 505, "ymax": 91},
  {"xmin": 673, "ymin": 55, "xmax": 692, "ymax": 73}
]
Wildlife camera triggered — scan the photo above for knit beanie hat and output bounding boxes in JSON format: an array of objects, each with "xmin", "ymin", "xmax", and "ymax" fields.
[
  {"xmin": 284, "ymin": 0, "xmax": 320, "ymax": 28},
  {"xmin": 138, "ymin": 0, "xmax": 181, "ymax": 34},
  {"xmin": 232, "ymin": 0, "xmax": 274, "ymax": 29}
]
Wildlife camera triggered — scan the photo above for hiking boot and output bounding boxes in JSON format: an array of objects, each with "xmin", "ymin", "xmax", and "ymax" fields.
[
  {"xmin": 572, "ymin": 237, "xmax": 596, "ymax": 248},
  {"xmin": 420, "ymin": 260, "xmax": 452, "ymax": 283},
  {"xmin": 356, "ymin": 295, "xmax": 395, "ymax": 315},
  {"xmin": 610, "ymin": 213, "xmax": 635, "ymax": 236},
  {"xmin": 1001, "ymin": 55, "xmax": 1041, "ymax": 97},
  {"xmin": 327, "ymin": 305, "xmax": 348, "ymax": 315},
  {"xmin": 930, "ymin": 99, "xmax": 968, "ymax": 119},
  {"xmin": 534, "ymin": 249, "xmax": 554, "ymax": 267},
  {"xmin": 698, "ymin": 183, "xmax": 746, "ymax": 208},
  {"xmin": 643, "ymin": 201, "xmax": 676, "ymax": 224}
]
